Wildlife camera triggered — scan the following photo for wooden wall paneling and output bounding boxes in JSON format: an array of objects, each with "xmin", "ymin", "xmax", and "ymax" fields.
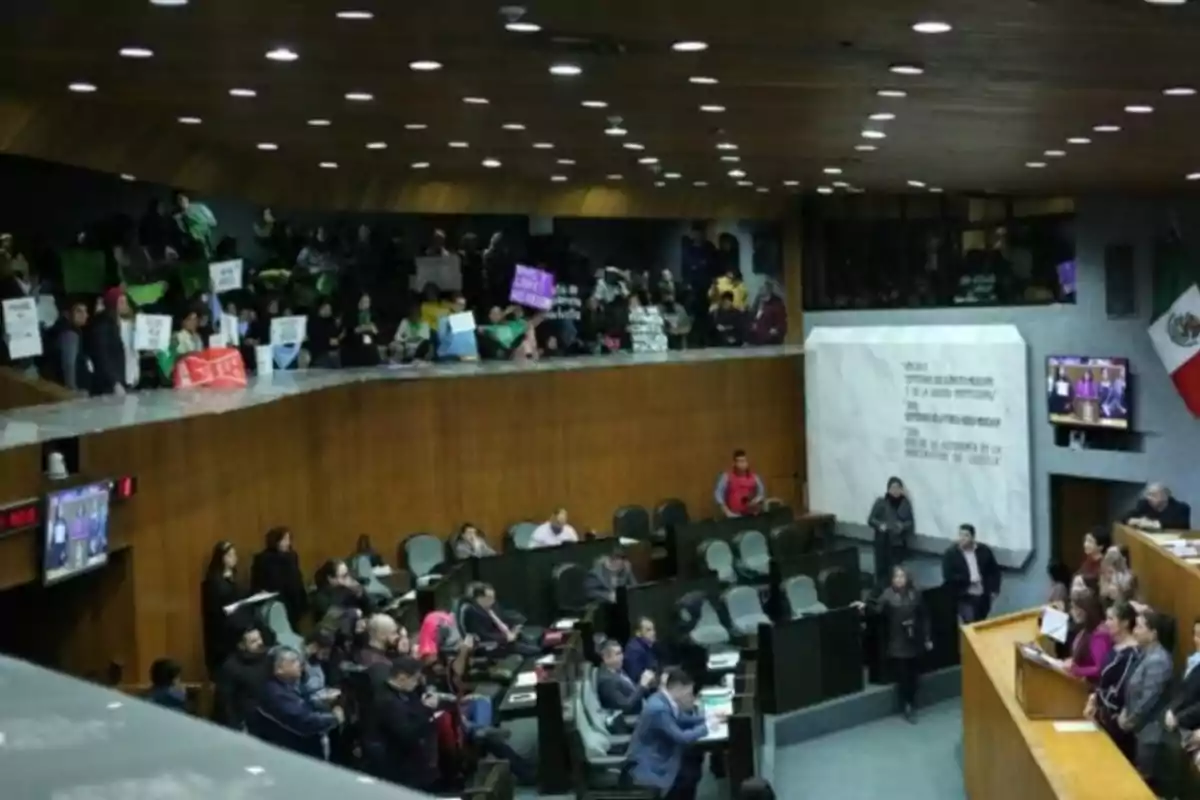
[{"xmin": 0, "ymin": 367, "xmax": 73, "ymax": 413}]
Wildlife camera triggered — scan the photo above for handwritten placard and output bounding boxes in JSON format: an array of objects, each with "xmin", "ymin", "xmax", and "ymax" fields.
[
  {"xmin": 209, "ymin": 259, "xmax": 244, "ymax": 294},
  {"xmin": 133, "ymin": 313, "xmax": 173, "ymax": 352},
  {"xmin": 509, "ymin": 264, "xmax": 556, "ymax": 311},
  {"xmin": 270, "ymin": 315, "xmax": 307, "ymax": 346},
  {"xmin": 411, "ymin": 254, "xmax": 462, "ymax": 292},
  {"xmin": 1, "ymin": 297, "xmax": 43, "ymax": 359}
]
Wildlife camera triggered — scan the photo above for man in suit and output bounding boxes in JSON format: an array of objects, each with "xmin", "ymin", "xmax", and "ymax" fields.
[
  {"xmin": 597, "ymin": 639, "xmax": 655, "ymax": 714},
  {"xmin": 214, "ymin": 627, "xmax": 269, "ymax": 729},
  {"xmin": 623, "ymin": 617, "xmax": 661, "ymax": 684},
  {"xmin": 1123, "ymin": 482, "xmax": 1191, "ymax": 532},
  {"xmin": 461, "ymin": 582, "xmax": 539, "ymax": 656},
  {"xmin": 941, "ymin": 523, "xmax": 1001, "ymax": 623},
  {"xmin": 625, "ymin": 668, "xmax": 720, "ymax": 800},
  {"xmin": 251, "ymin": 648, "xmax": 343, "ymax": 759}
]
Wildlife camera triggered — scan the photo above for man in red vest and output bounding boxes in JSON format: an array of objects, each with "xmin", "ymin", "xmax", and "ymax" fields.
[{"xmin": 713, "ymin": 449, "xmax": 766, "ymax": 518}]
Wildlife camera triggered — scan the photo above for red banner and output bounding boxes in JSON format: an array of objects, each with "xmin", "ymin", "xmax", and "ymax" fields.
[{"xmin": 173, "ymin": 347, "xmax": 247, "ymax": 389}]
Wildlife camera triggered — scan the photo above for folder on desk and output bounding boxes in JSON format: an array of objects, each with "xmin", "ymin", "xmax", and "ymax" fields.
[{"xmin": 1014, "ymin": 642, "xmax": 1091, "ymax": 720}]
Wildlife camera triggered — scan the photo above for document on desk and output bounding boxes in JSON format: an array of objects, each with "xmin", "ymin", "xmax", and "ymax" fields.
[
  {"xmin": 707, "ymin": 651, "xmax": 741, "ymax": 670},
  {"xmin": 513, "ymin": 671, "xmax": 538, "ymax": 687},
  {"xmin": 506, "ymin": 691, "xmax": 536, "ymax": 705},
  {"xmin": 553, "ymin": 618, "xmax": 578, "ymax": 631},
  {"xmin": 1039, "ymin": 607, "xmax": 1070, "ymax": 644},
  {"xmin": 1053, "ymin": 721, "xmax": 1098, "ymax": 733},
  {"xmin": 224, "ymin": 591, "xmax": 278, "ymax": 615}
]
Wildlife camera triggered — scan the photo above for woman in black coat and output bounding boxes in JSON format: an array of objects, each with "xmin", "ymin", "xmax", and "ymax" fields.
[
  {"xmin": 854, "ymin": 565, "xmax": 930, "ymax": 723},
  {"xmin": 250, "ymin": 527, "xmax": 308, "ymax": 629},
  {"xmin": 201, "ymin": 540, "xmax": 248, "ymax": 677}
]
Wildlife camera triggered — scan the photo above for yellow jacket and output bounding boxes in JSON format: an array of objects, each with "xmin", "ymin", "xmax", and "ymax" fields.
[{"xmin": 709, "ymin": 276, "xmax": 748, "ymax": 311}]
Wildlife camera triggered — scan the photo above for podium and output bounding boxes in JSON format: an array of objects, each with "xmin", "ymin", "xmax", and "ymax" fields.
[{"xmin": 1014, "ymin": 642, "xmax": 1090, "ymax": 720}]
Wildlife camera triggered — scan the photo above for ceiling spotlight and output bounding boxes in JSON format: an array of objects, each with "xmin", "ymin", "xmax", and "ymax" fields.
[
  {"xmin": 907, "ymin": 179, "xmax": 926, "ymax": 187},
  {"xmin": 256, "ymin": 142, "xmax": 278, "ymax": 151},
  {"xmin": 501, "ymin": 123, "xmax": 526, "ymax": 131},
  {"xmin": 700, "ymin": 105, "xmax": 726, "ymax": 113},
  {"xmin": 823, "ymin": 167, "xmax": 843, "ymax": 175},
  {"xmin": 68, "ymin": 82, "xmax": 98, "ymax": 93},
  {"xmin": 1147, "ymin": 0, "xmax": 1188, "ymax": 5},
  {"xmin": 912, "ymin": 21, "xmax": 952, "ymax": 33},
  {"xmin": 230, "ymin": 88, "xmax": 257, "ymax": 97},
  {"xmin": 604, "ymin": 126, "xmax": 628, "ymax": 137},
  {"xmin": 783, "ymin": 180, "xmax": 800, "ymax": 187},
  {"xmin": 319, "ymin": 161, "xmax": 338, "ymax": 169},
  {"xmin": 556, "ymin": 159, "xmax": 576, "ymax": 165},
  {"xmin": 120, "ymin": 173, "xmax": 136, "ymax": 182},
  {"xmin": 654, "ymin": 181, "xmax": 666, "ymax": 187},
  {"xmin": 532, "ymin": 142, "xmax": 555, "ymax": 149},
  {"xmin": 505, "ymin": 21, "xmax": 542, "ymax": 33},
  {"xmin": 549, "ymin": 64, "xmax": 582, "ymax": 76},
  {"xmin": 1188, "ymin": 172, "xmax": 1200, "ymax": 180},
  {"xmin": 736, "ymin": 180, "xmax": 753, "ymax": 187},
  {"xmin": 178, "ymin": 116, "xmax": 202, "ymax": 124},
  {"xmin": 1093, "ymin": 124, "xmax": 1121, "ymax": 132},
  {"xmin": 929, "ymin": 187, "xmax": 944, "ymax": 193},
  {"xmin": 816, "ymin": 186, "xmax": 833, "ymax": 195},
  {"xmin": 550, "ymin": 175, "xmax": 568, "ymax": 182},
  {"xmin": 728, "ymin": 169, "xmax": 747, "ymax": 178},
  {"xmin": 690, "ymin": 76, "xmax": 719, "ymax": 85},
  {"xmin": 1164, "ymin": 87, "xmax": 1196, "ymax": 96},
  {"xmin": 1026, "ymin": 161, "xmax": 1047, "ymax": 168},
  {"xmin": 638, "ymin": 157, "xmax": 659, "ymax": 164},
  {"xmin": 344, "ymin": 92, "xmax": 373, "ymax": 101},
  {"xmin": 404, "ymin": 123, "xmax": 428, "ymax": 130},
  {"xmin": 1124, "ymin": 104, "xmax": 1154, "ymax": 114},
  {"xmin": 482, "ymin": 158, "xmax": 502, "ymax": 168},
  {"xmin": 623, "ymin": 142, "xmax": 645, "ymax": 150},
  {"xmin": 411, "ymin": 162, "xmax": 430, "ymax": 169},
  {"xmin": 832, "ymin": 181, "xmax": 850, "ymax": 188},
  {"xmin": 889, "ymin": 64, "xmax": 924, "ymax": 75},
  {"xmin": 1067, "ymin": 136, "xmax": 1091, "ymax": 144},
  {"xmin": 877, "ymin": 89, "xmax": 907, "ymax": 98},
  {"xmin": 869, "ymin": 112, "xmax": 896, "ymax": 121},
  {"xmin": 462, "ymin": 96, "xmax": 489, "ymax": 105},
  {"xmin": 607, "ymin": 174, "xmax": 623, "ymax": 180},
  {"xmin": 307, "ymin": 118, "xmax": 332, "ymax": 126},
  {"xmin": 366, "ymin": 141, "xmax": 387, "ymax": 150},
  {"xmin": 266, "ymin": 48, "xmax": 299, "ymax": 62},
  {"xmin": 756, "ymin": 187, "xmax": 770, "ymax": 194},
  {"xmin": 855, "ymin": 144, "xmax": 877, "ymax": 151},
  {"xmin": 448, "ymin": 141, "xmax": 469, "ymax": 148},
  {"xmin": 409, "ymin": 60, "xmax": 443, "ymax": 71},
  {"xmin": 119, "ymin": 47, "xmax": 154, "ymax": 58},
  {"xmin": 716, "ymin": 142, "xmax": 738, "ymax": 150},
  {"xmin": 336, "ymin": 10, "xmax": 374, "ymax": 20},
  {"xmin": 693, "ymin": 181, "xmax": 709, "ymax": 187},
  {"xmin": 672, "ymin": 41, "xmax": 709, "ymax": 52},
  {"xmin": 861, "ymin": 130, "xmax": 886, "ymax": 139},
  {"xmin": 720, "ymin": 155, "xmax": 741, "ymax": 162},
  {"xmin": 581, "ymin": 100, "xmax": 608, "ymax": 108},
  {"xmin": 149, "ymin": 0, "xmax": 188, "ymax": 5},
  {"xmin": 1044, "ymin": 149, "xmax": 1066, "ymax": 157},
  {"xmin": 664, "ymin": 172, "xmax": 682, "ymax": 179}
]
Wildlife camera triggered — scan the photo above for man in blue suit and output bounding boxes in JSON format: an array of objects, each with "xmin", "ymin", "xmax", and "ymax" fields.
[{"xmin": 625, "ymin": 668, "xmax": 722, "ymax": 800}]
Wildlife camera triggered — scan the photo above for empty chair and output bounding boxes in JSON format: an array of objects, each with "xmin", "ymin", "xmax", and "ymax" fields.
[
  {"xmin": 505, "ymin": 522, "xmax": 538, "ymax": 551},
  {"xmin": 818, "ymin": 566, "xmax": 860, "ymax": 609},
  {"xmin": 782, "ymin": 574, "xmax": 827, "ymax": 618},
  {"xmin": 553, "ymin": 562, "xmax": 589, "ymax": 615},
  {"xmin": 771, "ymin": 522, "xmax": 814, "ymax": 560},
  {"xmin": 570, "ymin": 691, "xmax": 630, "ymax": 790},
  {"xmin": 722, "ymin": 585, "xmax": 772, "ymax": 636},
  {"xmin": 653, "ymin": 498, "xmax": 689, "ymax": 542},
  {"xmin": 349, "ymin": 553, "xmax": 394, "ymax": 603},
  {"xmin": 676, "ymin": 590, "xmax": 731, "ymax": 649},
  {"xmin": 613, "ymin": 505, "xmax": 651, "ymax": 542},
  {"xmin": 400, "ymin": 533, "xmax": 445, "ymax": 587},
  {"xmin": 261, "ymin": 599, "xmax": 302, "ymax": 651},
  {"xmin": 734, "ymin": 530, "xmax": 770, "ymax": 578},
  {"xmin": 698, "ymin": 539, "xmax": 736, "ymax": 582}
]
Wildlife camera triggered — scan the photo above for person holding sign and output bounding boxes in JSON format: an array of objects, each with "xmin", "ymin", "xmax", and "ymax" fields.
[{"xmin": 435, "ymin": 294, "xmax": 478, "ymax": 361}]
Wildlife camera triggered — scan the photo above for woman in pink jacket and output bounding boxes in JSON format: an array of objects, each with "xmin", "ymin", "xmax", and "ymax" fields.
[{"xmin": 1048, "ymin": 590, "xmax": 1112, "ymax": 683}]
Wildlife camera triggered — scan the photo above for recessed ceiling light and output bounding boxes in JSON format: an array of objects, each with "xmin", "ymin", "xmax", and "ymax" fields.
[
  {"xmin": 607, "ymin": 174, "xmax": 623, "ymax": 180},
  {"xmin": 409, "ymin": 60, "xmax": 443, "ymax": 72},
  {"xmin": 1147, "ymin": 0, "xmax": 1187, "ymax": 5},
  {"xmin": 832, "ymin": 181, "xmax": 849, "ymax": 188},
  {"xmin": 1093, "ymin": 124, "xmax": 1121, "ymax": 132},
  {"xmin": 690, "ymin": 76, "xmax": 719, "ymax": 85},
  {"xmin": 638, "ymin": 157, "xmax": 659, "ymax": 164},
  {"xmin": 1067, "ymin": 136, "xmax": 1091, "ymax": 144},
  {"xmin": 756, "ymin": 187, "xmax": 770, "ymax": 193},
  {"xmin": 736, "ymin": 180, "xmax": 753, "ymax": 187},
  {"xmin": 344, "ymin": 92, "xmax": 373, "ymax": 101},
  {"xmin": 230, "ymin": 88, "xmax": 257, "ymax": 97},
  {"xmin": 119, "ymin": 47, "xmax": 154, "ymax": 58},
  {"xmin": 1188, "ymin": 172, "xmax": 1200, "ymax": 180},
  {"xmin": 307, "ymin": 118, "xmax": 332, "ymax": 126},
  {"xmin": 816, "ymin": 186, "xmax": 833, "ymax": 195},
  {"xmin": 912, "ymin": 21, "xmax": 952, "ymax": 34},
  {"xmin": 861, "ymin": 130, "xmax": 886, "ymax": 139},
  {"xmin": 581, "ymin": 100, "xmax": 608, "ymax": 109},
  {"xmin": 366, "ymin": 141, "xmax": 387, "ymax": 150},
  {"xmin": 550, "ymin": 175, "xmax": 568, "ymax": 182},
  {"xmin": 823, "ymin": 167, "xmax": 843, "ymax": 175},
  {"xmin": 68, "ymin": 82, "xmax": 97, "ymax": 93},
  {"xmin": 855, "ymin": 144, "xmax": 877, "ymax": 151},
  {"xmin": 1124, "ymin": 104, "xmax": 1154, "ymax": 114},
  {"xmin": 700, "ymin": 105, "xmax": 726, "ymax": 113},
  {"xmin": 178, "ymin": 116, "xmax": 202, "ymax": 124},
  {"xmin": 532, "ymin": 142, "xmax": 555, "ymax": 149},
  {"xmin": 505, "ymin": 21, "xmax": 542, "ymax": 33},
  {"xmin": 672, "ymin": 41, "xmax": 709, "ymax": 52},
  {"xmin": 716, "ymin": 142, "xmax": 738, "ymax": 150},
  {"xmin": 889, "ymin": 64, "xmax": 924, "ymax": 75},
  {"xmin": 654, "ymin": 181, "xmax": 666, "ymax": 187},
  {"xmin": 1164, "ymin": 87, "xmax": 1196, "ymax": 96},
  {"xmin": 783, "ymin": 180, "xmax": 800, "ymax": 187},
  {"xmin": 1026, "ymin": 161, "xmax": 1047, "ymax": 168},
  {"xmin": 448, "ymin": 141, "xmax": 469, "ymax": 148},
  {"xmin": 556, "ymin": 158, "xmax": 576, "ymax": 165},
  {"xmin": 907, "ymin": 180, "xmax": 926, "ymax": 188},
  {"xmin": 501, "ymin": 123, "xmax": 526, "ymax": 131},
  {"xmin": 693, "ymin": 181, "xmax": 709, "ymax": 187},
  {"xmin": 869, "ymin": 112, "xmax": 896, "ymax": 121},
  {"xmin": 149, "ymin": 0, "xmax": 188, "ymax": 5},
  {"xmin": 728, "ymin": 169, "xmax": 747, "ymax": 178},
  {"xmin": 256, "ymin": 142, "xmax": 278, "ymax": 151},
  {"xmin": 404, "ymin": 123, "xmax": 428, "ymax": 130},
  {"xmin": 462, "ymin": 96, "xmax": 489, "ymax": 105},
  {"xmin": 319, "ymin": 161, "xmax": 338, "ymax": 169},
  {"xmin": 120, "ymin": 173, "xmax": 136, "ymax": 182},
  {"xmin": 266, "ymin": 48, "xmax": 299, "ymax": 62},
  {"xmin": 623, "ymin": 142, "xmax": 645, "ymax": 151},
  {"xmin": 482, "ymin": 158, "xmax": 502, "ymax": 168},
  {"xmin": 929, "ymin": 187, "xmax": 943, "ymax": 193},
  {"xmin": 1044, "ymin": 149, "xmax": 1066, "ymax": 157},
  {"xmin": 604, "ymin": 126, "xmax": 628, "ymax": 137},
  {"xmin": 877, "ymin": 89, "xmax": 907, "ymax": 98},
  {"xmin": 411, "ymin": 161, "xmax": 430, "ymax": 169},
  {"xmin": 549, "ymin": 64, "xmax": 582, "ymax": 76},
  {"xmin": 336, "ymin": 10, "xmax": 374, "ymax": 20},
  {"xmin": 664, "ymin": 172, "xmax": 682, "ymax": 179}
]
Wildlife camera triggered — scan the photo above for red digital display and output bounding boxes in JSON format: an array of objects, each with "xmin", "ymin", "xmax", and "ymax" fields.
[
  {"xmin": 0, "ymin": 500, "xmax": 40, "ymax": 535},
  {"xmin": 114, "ymin": 476, "xmax": 137, "ymax": 500}
]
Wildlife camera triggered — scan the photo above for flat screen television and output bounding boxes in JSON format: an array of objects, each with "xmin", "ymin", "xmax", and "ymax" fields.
[
  {"xmin": 43, "ymin": 480, "xmax": 112, "ymax": 586},
  {"xmin": 1046, "ymin": 355, "xmax": 1130, "ymax": 430}
]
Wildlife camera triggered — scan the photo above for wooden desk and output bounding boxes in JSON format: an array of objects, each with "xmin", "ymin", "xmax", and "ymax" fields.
[
  {"xmin": 1114, "ymin": 523, "xmax": 1200, "ymax": 670},
  {"xmin": 962, "ymin": 609, "xmax": 1153, "ymax": 800}
]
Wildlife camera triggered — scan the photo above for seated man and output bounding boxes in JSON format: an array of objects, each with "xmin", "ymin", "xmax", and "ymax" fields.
[
  {"xmin": 357, "ymin": 613, "xmax": 409, "ymax": 687},
  {"xmin": 623, "ymin": 617, "xmax": 661, "ymax": 685},
  {"xmin": 311, "ymin": 558, "xmax": 374, "ymax": 621},
  {"xmin": 147, "ymin": 658, "xmax": 188, "ymax": 712},
  {"xmin": 461, "ymin": 582, "xmax": 539, "ymax": 656},
  {"xmin": 583, "ymin": 547, "xmax": 637, "ymax": 604},
  {"xmin": 365, "ymin": 656, "xmax": 442, "ymax": 791},
  {"xmin": 597, "ymin": 639, "xmax": 654, "ymax": 714},
  {"xmin": 252, "ymin": 647, "xmax": 343, "ymax": 760},
  {"xmin": 625, "ymin": 668, "xmax": 719, "ymax": 799},
  {"xmin": 214, "ymin": 627, "xmax": 269, "ymax": 730},
  {"xmin": 530, "ymin": 507, "xmax": 579, "ymax": 548},
  {"xmin": 713, "ymin": 449, "xmax": 766, "ymax": 518},
  {"xmin": 1123, "ymin": 482, "xmax": 1191, "ymax": 531}
]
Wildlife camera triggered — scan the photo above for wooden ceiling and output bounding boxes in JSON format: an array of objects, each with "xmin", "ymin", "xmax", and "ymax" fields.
[{"xmin": 3, "ymin": 0, "xmax": 1200, "ymax": 201}]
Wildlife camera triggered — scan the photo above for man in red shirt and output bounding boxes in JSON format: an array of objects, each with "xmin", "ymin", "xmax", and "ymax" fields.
[{"xmin": 713, "ymin": 449, "xmax": 767, "ymax": 518}]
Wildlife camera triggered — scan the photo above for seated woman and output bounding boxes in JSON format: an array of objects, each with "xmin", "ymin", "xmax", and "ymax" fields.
[
  {"xmin": 1085, "ymin": 601, "xmax": 1140, "ymax": 760},
  {"xmin": 174, "ymin": 307, "xmax": 205, "ymax": 354},
  {"xmin": 451, "ymin": 523, "xmax": 496, "ymax": 560},
  {"xmin": 478, "ymin": 305, "xmax": 526, "ymax": 360},
  {"xmin": 389, "ymin": 305, "xmax": 432, "ymax": 363},
  {"xmin": 1046, "ymin": 590, "xmax": 1111, "ymax": 683}
]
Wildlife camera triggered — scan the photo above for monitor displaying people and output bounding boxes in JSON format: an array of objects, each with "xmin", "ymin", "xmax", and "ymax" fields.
[
  {"xmin": 1046, "ymin": 356, "xmax": 1129, "ymax": 429},
  {"xmin": 43, "ymin": 481, "xmax": 111, "ymax": 585}
]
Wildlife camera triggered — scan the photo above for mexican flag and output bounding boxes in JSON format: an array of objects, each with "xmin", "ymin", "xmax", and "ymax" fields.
[{"xmin": 1149, "ymin": 239, "xmax": 1200, "ymax": 417}]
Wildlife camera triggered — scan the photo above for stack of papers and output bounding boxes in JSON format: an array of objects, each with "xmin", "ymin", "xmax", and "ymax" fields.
[
  {"xmin": 1053, "ymin": 721, "xmax": 1097, "ymax": 733},
  {"xmin": 513, "ymin": 671, "xmax": 538, "ymax": 687},
  {"xmin": 553, "ymin": 618, "xmax": 578, "ymax": 631},
  {"xmin": 1039, "ymin": 607, "xmax": 1070, "ymax": 644},
  {"xmin": 223, "ymin": 591, "xmax": 278, "ymax": 615}
]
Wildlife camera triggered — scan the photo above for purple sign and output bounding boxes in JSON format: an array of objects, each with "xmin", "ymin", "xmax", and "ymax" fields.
[{"xmin": 509, "ymin": 264, "xmax": 556, "ymax": 311}]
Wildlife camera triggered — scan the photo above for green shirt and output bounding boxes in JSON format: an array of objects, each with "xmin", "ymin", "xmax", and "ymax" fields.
[{"xmin": 483, "ymin": 319, "xmax": 526, "ymax": 349}]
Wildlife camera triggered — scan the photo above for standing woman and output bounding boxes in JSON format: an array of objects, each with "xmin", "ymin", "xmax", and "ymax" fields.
[
  {"xmin": 201, "ymin": 541, "xmax": 248, "ymax": 677},
  {"xmin": 1048, "ymin": 590, "xmax": 1112, "ymax": 684},
  {"xmin": 1084, "ymin": 601, "xmax": 1140, "ymax": 761},
  {"xmin": 1076, "ymin": 527, "xmax": 1108, "ymax": 582},
  {"xmin": 1098, "ymin": 547, "xmax": 1138, "ymax": 607},
  {"xmin": 1119, "ymin": 609, "xmax": 1175, "ymax": 793},
  {"xmin": 250, "ymin": 527, "xmax": 308, "ymax": 629},
  {"xmin": 867, "ymin": 477, "xmax": 915, "ymax": 587},
  {"xmin": 853, "ymin": 565, "xmax": 931, "ymax": 723}
]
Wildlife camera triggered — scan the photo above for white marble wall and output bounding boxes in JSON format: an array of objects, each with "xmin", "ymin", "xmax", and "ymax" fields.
[{"xmin": 805, "ymin": 324, "xmax": 1033, "ymax": 562}]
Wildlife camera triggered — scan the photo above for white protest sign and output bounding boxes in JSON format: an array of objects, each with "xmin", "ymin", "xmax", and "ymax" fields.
[
  {"xmin": 270, "ymin": 315, "xmax": 307, "ymax": 346},
  {"xmin": 133, "ymin": 313, "xmax": 173, "ymax": 352},
  {"xmin": 209, "ymin": 259, "xmax": 244, "ymax": 294},
  {"xmin": 2, "ymin": 297, "xmax": 43, "ymax": 359},
  {"xmin": 411, "ymin": 254, "xmax": 462, "ymax": 292},
  {"xmin": 221, "ymin": 313, "xmax": 240, "ymax": 346},
  {"xmin": 447, "ymin": 311, "xmax": 476, "ymax": 334}
]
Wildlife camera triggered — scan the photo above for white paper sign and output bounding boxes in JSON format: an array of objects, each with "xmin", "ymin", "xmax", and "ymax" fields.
[
  {"xmin": 2, "ymin": 297, "xmax": 43, "ymax": 359},
  {"xmin": 209, "ymin": 259, "xmax": 244, "ymax": 294},
  {"xmin": 209, "ymin": 331, "xmax": 227, "ymax": 349},
  {"xmin": 36, "ymin": 294, "xmax": 58, "ymax": 328},
  {"xmin": 270, "ymin": 315, "xmax": 307, "ymax": 346},
  {"xmin": 255, "ymin": 345, "xmax": 274, "ymax": 375},
  {"xmin": 1040, "ymin": 607, "xmax": 1070, "ymax": 644},
  {"xmin": 133, "ymin": 313, "xmax": 173, "ymax": 352},
  {"xmin": 446, "ymin": 311, "xmax": 476, "ymax": 334},
  {"xmin": 411, "ymin": 254, "xmax": 462, "ymax": 292},
  {"xmin": 221, "ymin": 313, "xmax": 240, "ymax": 346}
]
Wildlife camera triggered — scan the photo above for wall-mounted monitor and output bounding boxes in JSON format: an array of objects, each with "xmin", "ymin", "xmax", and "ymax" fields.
[
  {"xmin": 1046, "ymin": 355, "xmax": 1130, "ymax": 430},
  {"xmin": 43, "ymin": 480, "xmax": 112, "ymax": 586}
]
